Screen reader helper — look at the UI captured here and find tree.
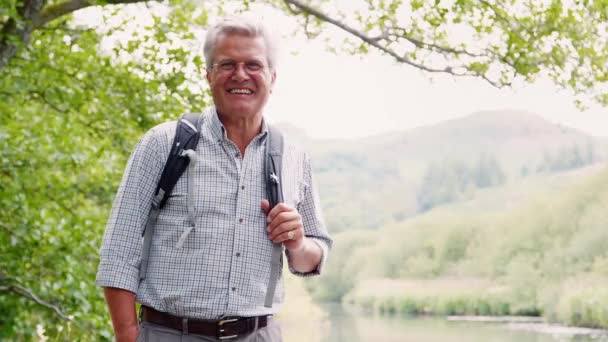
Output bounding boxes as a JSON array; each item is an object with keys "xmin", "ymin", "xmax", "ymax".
[
  {"xmin": 2, "ymin": 0, "xmax": 608, "ymax": 339},
  {"xmin": 282, "ymin": 0, "xmax": 608, "ymax": 107},
  {"xmin": 473, "ymin": 154, "xmax": 505, "ymax": 188},
  {"xmin": 2, "ymin": 0, "xmax": 608, "ymax": 105},
  {"xmin": 0, "ymin": 5, "xmax": 208, "ymax": 339},
  {"xmin": 417, "ymin": 155, "xmax": 505, "ymax": 211},
  {"xmin": 417, "ymin": 159, "xmax": 470, "ymax": 211},
  {"xmin": 535, "ymin": 143, "xmax": 596, "ymax": 173}
]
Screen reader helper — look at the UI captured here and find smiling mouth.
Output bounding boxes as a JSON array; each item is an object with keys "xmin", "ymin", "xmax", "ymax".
[{"xmin": 228, "ymin": 88, "xmax": 253, "ymax": 94}]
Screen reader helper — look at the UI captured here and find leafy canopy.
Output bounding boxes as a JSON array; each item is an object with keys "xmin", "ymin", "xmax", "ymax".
[{"xmin": 1, "ymin": 0, "xmax": 608, "ymax": 339}]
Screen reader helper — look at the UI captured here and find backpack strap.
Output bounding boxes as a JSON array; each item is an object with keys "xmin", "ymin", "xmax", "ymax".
[
  {"xmin": 264, "ymin": 125, "xmax": 285, "ymax": 307},
  {"xmin": 139, "ymin": 113, "xmax": 203, "ymax": 281}
]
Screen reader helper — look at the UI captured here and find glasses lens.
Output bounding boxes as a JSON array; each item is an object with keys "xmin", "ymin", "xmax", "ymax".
[
  {"xmin": 214, "ymin": 60, "xmax": 265, "ymax": 74},
  {"xmin": 245, "ymin": 62, "xmax": 264, "ymax": 73},
  {"xmin": 218, "ymin": 61, "xmax": 236, "ymax": 71}
]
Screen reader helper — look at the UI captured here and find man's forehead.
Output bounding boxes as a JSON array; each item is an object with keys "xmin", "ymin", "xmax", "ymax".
[
  {"xmin": 216, "ymin": 32, "xmax": 264, "ymax": 45},
  {"xmin": 213, "ymin": 34, "xmax": 267, "ymax": 59}
]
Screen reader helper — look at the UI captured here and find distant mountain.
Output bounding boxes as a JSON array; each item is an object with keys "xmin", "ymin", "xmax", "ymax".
[
  {"xmin": 301, "ymin": 110, "xmax": 607, "ymax": 233},
  {"xmin": 356, "ymin": 110, "xmax": 600, "ymax": 169}
]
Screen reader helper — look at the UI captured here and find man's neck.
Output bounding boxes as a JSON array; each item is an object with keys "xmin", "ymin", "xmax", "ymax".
[{"xmin": 217, "ymin": 110, "xmax": 264, "ymax": 155}]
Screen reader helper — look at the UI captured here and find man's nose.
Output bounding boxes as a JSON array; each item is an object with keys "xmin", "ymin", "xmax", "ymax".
[{"xmin": 231, "ymin": 63, "xmax": 249, "ymax": 80}]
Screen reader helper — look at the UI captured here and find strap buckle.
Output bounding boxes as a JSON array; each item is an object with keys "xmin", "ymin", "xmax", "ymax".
[{"xmin": 217, "ymin": 318, "xmax": 239, "ymax": 340}]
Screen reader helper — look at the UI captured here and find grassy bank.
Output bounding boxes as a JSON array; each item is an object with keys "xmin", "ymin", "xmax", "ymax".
[
  {"xmin": 343, "ymin": 277, "xmax": 608, "ymax": 329},
  {"xmin": 306, "ymin": 167, "xmax": 608, "ymax": 330},
  {"xmin": 345, "ymin": 279, "xmax": 514, "ymax": 316}
]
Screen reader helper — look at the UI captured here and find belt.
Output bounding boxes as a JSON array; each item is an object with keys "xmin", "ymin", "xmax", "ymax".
[{"xmin": 141, "ymin": 306, "xmax": 270, "ymax": 340}]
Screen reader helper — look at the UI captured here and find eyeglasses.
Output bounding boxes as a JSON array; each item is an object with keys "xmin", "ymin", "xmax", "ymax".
[{"xmin": 211, "ymin": 60, "xmax": 268, "ymax": 75}]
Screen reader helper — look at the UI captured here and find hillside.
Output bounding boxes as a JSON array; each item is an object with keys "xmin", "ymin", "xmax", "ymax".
[
  {"xmin": 282, "ymin": 110, "xmax": 608, "ymax": 232},
  {"xmin": 306, "ymin": 165, "xmax": 608, "ymax": 329}
]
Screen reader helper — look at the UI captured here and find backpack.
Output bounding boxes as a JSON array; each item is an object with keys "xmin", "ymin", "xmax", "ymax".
[{"xmin": 138, "ymin": 112, "xmax": 284, "ymax": 308}]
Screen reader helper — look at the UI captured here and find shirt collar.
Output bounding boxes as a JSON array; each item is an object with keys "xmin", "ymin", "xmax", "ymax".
[{"xmin": 208, "ymin": 106, "xmax": 269, "ymax": 144}]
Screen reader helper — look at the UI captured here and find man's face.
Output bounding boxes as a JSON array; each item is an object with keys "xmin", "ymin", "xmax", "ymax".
[{"xmin": 206, "ymin": 33, "xmax": 276, "ymax": 120}]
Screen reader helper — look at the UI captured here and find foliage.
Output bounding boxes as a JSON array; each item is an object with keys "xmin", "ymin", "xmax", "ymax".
[
  {"xmin": 309, "ymin": 166, "xmax": 608, "ymax": 328},
  {"xmin": 536, "ymin": 143, "xmax": 596, "ymax": 173},
  {"xmin": 2, "ymin": 0, "xmax": 608, "ymax": 339},
  {"xmin": 0, "ymin": 4, "xmax": 208, "ymax": 339},
  {"xmin": 311, "ymin": 110, "xmax": 604, "ymax": 234},
  {"xmin": 279, "ymin": 0, "xmax": 608, "ymax": 108},
  {"xmin": 303, "ymin": 230, "xmax": 372, "ymax": 302},
  {"xmin": 3, "ymin": 0, "xmax": 608, "ymax": 107},
  {"xmin": 417, "ymin": 155, "xmax": 506, "ymax": 211}
]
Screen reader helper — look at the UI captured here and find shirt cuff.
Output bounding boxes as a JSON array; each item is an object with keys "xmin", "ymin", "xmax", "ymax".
[
  {"xmin": 95, "ymin": 260, "xmax": 140, "ymax": 293},
  {"xmin": 285, "ymin": 237, "xmax": 328, "ymax": 277}
]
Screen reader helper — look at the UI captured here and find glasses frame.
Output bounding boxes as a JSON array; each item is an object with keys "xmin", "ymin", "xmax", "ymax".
[{"xmin": 211, "ymin": 60, "xmax": 269, "ymax": 75}]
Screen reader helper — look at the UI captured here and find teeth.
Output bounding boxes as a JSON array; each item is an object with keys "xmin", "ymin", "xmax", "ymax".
[{"xmin": 229, "ymin": 89, "xmax": 252, "ymax": 94}]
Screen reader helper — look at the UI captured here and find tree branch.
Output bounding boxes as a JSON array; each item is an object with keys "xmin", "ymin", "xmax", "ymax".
[
  {"xmin": 281, "ymin": 0, "xmax": 447, "ymax": 72},
  {"xmin": 0, "ymin": 0, "xmax": 45, "ymax": 69},
  {"xmin": 478, "ymin": 0, "xmax": 526, "ymax": 42},
  {"xmin": 281, "ymin": 0, "xmax": 504, "ymax": 87},
  {"xmin": 33, "ymin": 0, "xmax": 94, "ymax": 29},
  {"xmin": 34, "ymin": 0, "xmax": 153, "ymax": 29},
  {"xmin": 1, "ymin": 0, "xmax": 151, "ymax": 70},
  {"xmin": 0, "ymin": 283, "xmax": 72, "ymax": 321},
  {"xmin": 385, "ymin": 26, "xmax": 483, "ymax": 58},
  {"xmin": 30, "ymin": 90, "xmax": 69, "ymax": 113}
]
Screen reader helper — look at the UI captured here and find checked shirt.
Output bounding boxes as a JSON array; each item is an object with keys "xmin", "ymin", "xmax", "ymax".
[{"xmin": 96, "ymin": 108, "xmax": 332, "ymax": 319}]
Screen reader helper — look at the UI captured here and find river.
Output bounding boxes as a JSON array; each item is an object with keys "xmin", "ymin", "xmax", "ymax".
[{"xmin": 279, "ymin": 304, "xmax": 608, "ymax": 342}]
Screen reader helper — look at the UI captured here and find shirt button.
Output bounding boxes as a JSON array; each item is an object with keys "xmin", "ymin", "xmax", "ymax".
[
  {"xmin": 232, "ymin": 287, "xmax": 236, "ymax": 292},
  {"xmin": 235, "ymin": 153, "xmax": 239, "ymax": 158},
  {"xmin": 236, "ymin": 252, "xmax": 241, "ymax": 257},
  {"xmin": 240, "ymin": 185, "xmax": 245, "ymax": 190},
  {"xmin": 239, "ymin": 218, "xmax": 243, "ymax": 223}
]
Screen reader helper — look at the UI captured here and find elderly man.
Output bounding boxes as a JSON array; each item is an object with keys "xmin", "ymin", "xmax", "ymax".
[{"xmin": 96, "ymin": 15, "xmax": 332, "ymax": 342}]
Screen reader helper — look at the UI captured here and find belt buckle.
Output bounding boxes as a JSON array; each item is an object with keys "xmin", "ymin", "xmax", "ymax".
[{"xmin": 217, "ymin": 318, "xmax": 238, "ymax": 340}]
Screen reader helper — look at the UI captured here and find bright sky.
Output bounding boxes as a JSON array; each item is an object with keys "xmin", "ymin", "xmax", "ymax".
[
  {"xmin": 246, "ymin": 5, "xmax": 608, "ymax": 140},
  {"xmin": 77, "ymin": 4, "xmax": 608, "ymax": 140},
  {"xmin": 266, "ymin": 39, "xmax": 608, "ymax": 140}
]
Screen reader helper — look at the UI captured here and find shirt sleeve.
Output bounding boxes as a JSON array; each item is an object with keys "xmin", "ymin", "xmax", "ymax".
[
  {"xmin": 95, "ymin": 128, "xmax": 165, "ymax": 293},
  {"xmin": 286, "ymin": 153, "xmax": 333, "ymax": 277}
]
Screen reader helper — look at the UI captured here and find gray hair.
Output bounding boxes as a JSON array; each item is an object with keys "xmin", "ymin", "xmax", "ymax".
[{"xmin": 203, "ymin": 15, "xmax": 278, "ymax": 71}]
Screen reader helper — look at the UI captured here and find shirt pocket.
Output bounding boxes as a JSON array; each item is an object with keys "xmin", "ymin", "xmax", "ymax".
[
  {"xmin": 282, "ymin": 176, "xmax": 305, "ymax": 209},
  {"xmin": 156, "ymin": 176, "xmax": 203, "ymax": 250}
]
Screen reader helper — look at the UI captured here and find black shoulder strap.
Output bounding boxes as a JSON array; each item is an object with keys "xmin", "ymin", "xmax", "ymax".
[
  {"xmin": 264, "ymin": 124, "xmax": 285, "ymax": 307},
  {"xmin": 154, "ymin": 113, "xmax": 203, "ymax": 209},
  {"xmin": 265, "ymin": 125, "xmax": 285, "ymax": 207},
  {"xmin": 140, "ymin": 113, "xmax": 203, "ymax": 281}
]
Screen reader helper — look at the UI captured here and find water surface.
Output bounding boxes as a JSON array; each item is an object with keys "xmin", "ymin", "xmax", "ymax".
[{"xmin": 280, "ymin": 304, "xmax": 608, "ymax": 342}]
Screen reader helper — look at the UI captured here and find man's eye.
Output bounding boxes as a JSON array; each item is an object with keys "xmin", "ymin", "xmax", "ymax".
[
  {"xmin": 246, "ymin": 62, "xmax": 263, "ymax": 71},
  {"xmin": 219, "ymin": 62, "xmax": 235, "ymax": 70}
]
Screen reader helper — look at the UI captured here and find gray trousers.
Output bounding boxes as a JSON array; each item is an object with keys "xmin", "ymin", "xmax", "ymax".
[{"xmin": 135, "ymin": 319, "xmax": 283, "ymax": 342}]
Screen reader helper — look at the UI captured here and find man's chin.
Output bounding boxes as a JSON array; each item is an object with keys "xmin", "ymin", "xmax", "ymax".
[{"xmin": 217, "ymin": 105, "xmax": 261, "ymax": 119}]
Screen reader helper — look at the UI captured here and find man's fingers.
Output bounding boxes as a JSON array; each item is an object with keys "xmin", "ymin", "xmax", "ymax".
[
  {"xmin": 267, "ymin": 211, "xmax": 300, "ymax": 232},
  {"xmin": 269, "ymin": 223, "xmax": 301, "ymax": 242},
  {"xmin": 269, "ymin": 220, "xmax": 299, "ymax": 239},
  {"xmin": 267, "ymin": 202, "xmax": 293, "ymax": 221},
  {"xmin": 260, "ymin": 199, "xmax": 270, "ymax": 214}
]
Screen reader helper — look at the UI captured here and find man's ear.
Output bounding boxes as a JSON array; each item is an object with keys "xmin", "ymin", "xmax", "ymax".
[
  {"xmin": 270, "ymin": 71, "xmax": 277, "ymax": 93},
  {"xmin": 206, "ymin": 69, "xmax": 211, "ymax": 83}
]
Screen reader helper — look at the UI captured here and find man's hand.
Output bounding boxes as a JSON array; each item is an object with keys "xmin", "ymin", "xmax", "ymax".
[
  {"xmin": 261, "ymin": 200, "xmax": 322, "ymax": 273},
  {"xmin": 103, "ymin": 287, "xmax": 139, "ymax": 342},
  {"xmin": 261, "ymin": 200, "xmax": 304, "ymax": 251},
  {"xmin": 115, "ymin": 325, "xmax": 139, "ymax": 342}
]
